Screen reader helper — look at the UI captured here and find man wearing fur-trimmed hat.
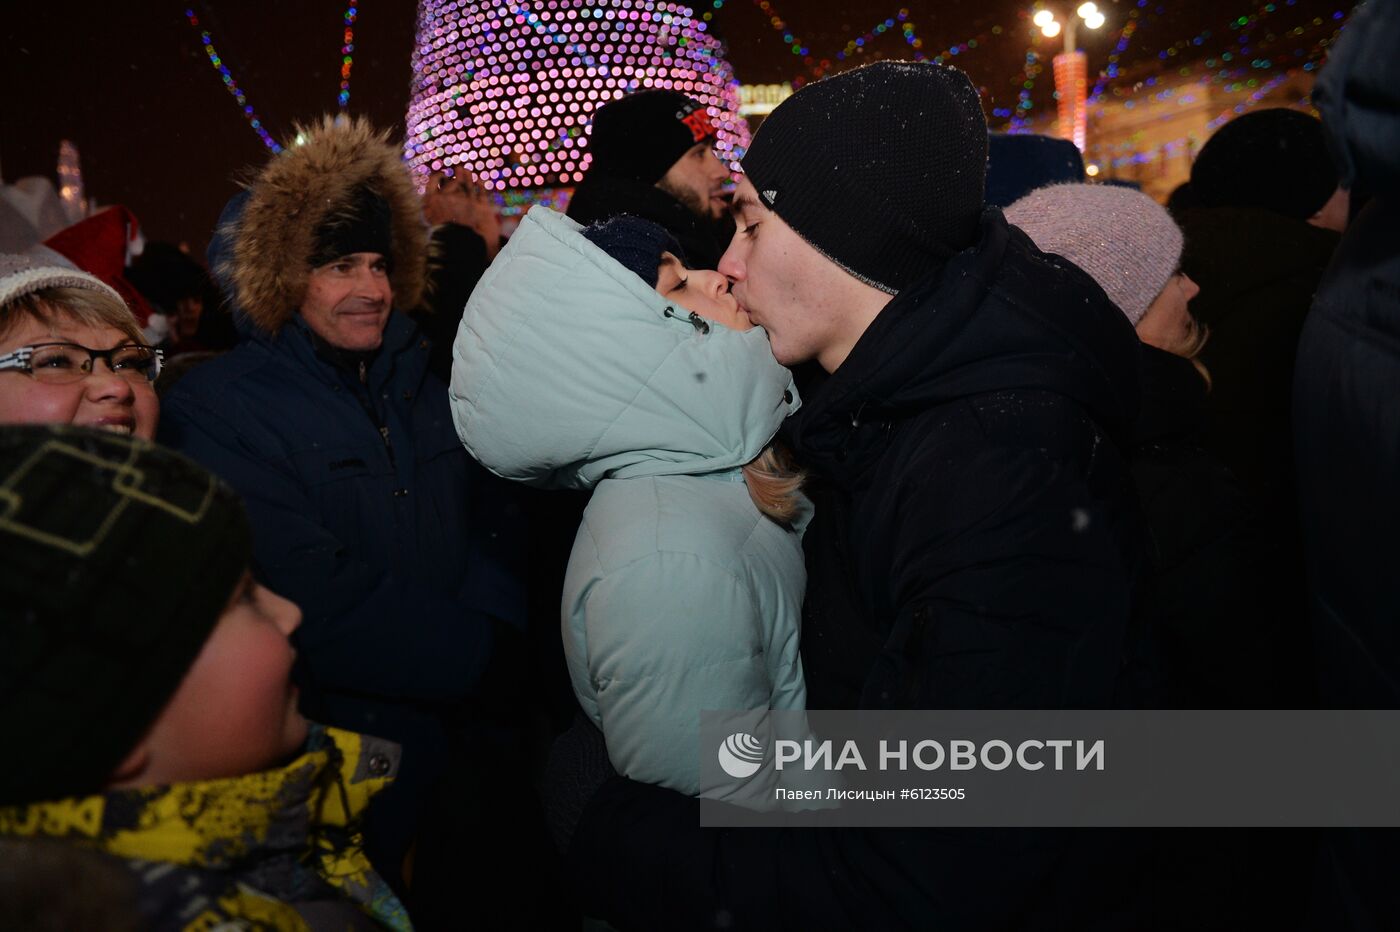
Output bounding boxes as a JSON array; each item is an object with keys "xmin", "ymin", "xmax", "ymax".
[
  {"xmin": 566, "ymin": 89, "xmax": 734, "ymax": 270},
  {"xmin": 158, "ymin": 116, "xmax": 525, "ymax": 903}
]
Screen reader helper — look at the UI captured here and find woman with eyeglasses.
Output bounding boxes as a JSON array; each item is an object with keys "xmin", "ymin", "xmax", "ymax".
[{"xmin": 0, "ymin": 255, "xmax": 161, "ymax": 439}]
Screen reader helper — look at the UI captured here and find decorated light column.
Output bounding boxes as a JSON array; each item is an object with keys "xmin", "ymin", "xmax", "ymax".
[
  {"xmin": 403, "ymin": 1, "xmax": 751, "ymax": 202},
  {"xmin": 1034, "ymin": 3, "xmax": 1105, "ymax": 151}
]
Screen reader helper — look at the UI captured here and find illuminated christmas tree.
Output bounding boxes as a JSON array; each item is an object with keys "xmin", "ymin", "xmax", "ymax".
[{"xmin": 403, "ymin": 1, "xmax": 750, "ymax": 194}]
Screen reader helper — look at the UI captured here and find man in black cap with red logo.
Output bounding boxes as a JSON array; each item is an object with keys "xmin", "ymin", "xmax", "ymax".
[{"xmin": 566, "ymin": 89, "xmax": 733, "ymax": 270}]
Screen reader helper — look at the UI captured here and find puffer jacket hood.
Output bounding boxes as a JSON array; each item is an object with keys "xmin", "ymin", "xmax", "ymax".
[
  {"xmin": 451, "ymin": 206, "xmax": 800, "ymax": 489},
  {"xmin": 224, "ymin": 116, "xmax": 429, "ymax": 336}
]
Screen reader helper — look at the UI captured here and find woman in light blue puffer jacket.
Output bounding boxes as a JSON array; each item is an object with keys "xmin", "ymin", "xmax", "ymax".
[{"xmin": 450, "ymin": 206, "xmax": 808, "ymax": 798}]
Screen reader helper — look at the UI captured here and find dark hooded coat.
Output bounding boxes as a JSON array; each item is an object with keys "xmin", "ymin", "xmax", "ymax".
[
  {"xmin": 560, "ymin": 209, "xmax": 1159, "ymax": 931},
  {"xmin": 157, "ymin": 120, "xmax": 527, "ymax": 891},
  {"xmin": 1294, "ymin": 3, "xmax": 1400, "ymax": 925},
  {"xmin": 1293, "ymin": 0, "xmax": 1400, "ymax": 711},
  {"xmin": 1175, "ymin": 205, "xmax": 1339, "ymax": 499},
  {"xmin": 1131, "ymin": 345, "xmax": 1312, "ymax": 707}
]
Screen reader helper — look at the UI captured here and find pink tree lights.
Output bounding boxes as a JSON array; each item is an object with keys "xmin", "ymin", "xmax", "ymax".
[{"xmin": 403, "ymin": 1, "xmax": 751, "ymax": 194}]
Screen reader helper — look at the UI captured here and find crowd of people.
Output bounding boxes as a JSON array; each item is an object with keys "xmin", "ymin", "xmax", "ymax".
[{"xmin": 0, "ymin": 1, "xmax": 1396, "ymax": 928}]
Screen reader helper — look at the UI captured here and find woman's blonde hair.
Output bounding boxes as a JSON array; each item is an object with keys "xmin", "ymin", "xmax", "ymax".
[
  {"xmin": 1184, "ymin": 325, "xmax": 1212, "ymax": 392},
  {"xmin": 742, "ymin": 442, "xmax": 807, "ymax": 525},
  {"xmin": 1, "ymin": 286, "xmax": 144, "ymax": 345},
  {"xmin": 1152, "ymin": 317, "xmax": 1213, "ymax": 391}
]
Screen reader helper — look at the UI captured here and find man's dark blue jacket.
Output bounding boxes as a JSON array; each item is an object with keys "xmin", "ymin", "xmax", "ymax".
[{"xmin": 159, "ymin": 307, "xmax": 525, "ymax": 877}]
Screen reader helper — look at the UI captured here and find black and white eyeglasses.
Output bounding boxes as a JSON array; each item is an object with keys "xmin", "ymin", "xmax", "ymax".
[{"xmin": 0, "ymin": 342, "xmax": 164, "ymax": 385}]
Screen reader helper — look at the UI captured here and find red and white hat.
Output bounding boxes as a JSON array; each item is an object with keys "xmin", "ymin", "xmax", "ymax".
[{"xmin": 42, "ymin": 206, "xmax": 154, "ymax": 324}]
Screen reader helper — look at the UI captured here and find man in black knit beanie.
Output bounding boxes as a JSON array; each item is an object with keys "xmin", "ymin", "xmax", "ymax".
[
  {"xmin": 549, "ymin": 61, "xmax": 1171, "ymax": 930},
  {"xmin": 566, "ymin": 90, "xmax": 734, "ymax": 270}
]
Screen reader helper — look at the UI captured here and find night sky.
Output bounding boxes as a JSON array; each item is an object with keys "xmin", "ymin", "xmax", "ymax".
[{"xmin": 1, "ymin": 1, "xmax": 1348, "ymax": 255}]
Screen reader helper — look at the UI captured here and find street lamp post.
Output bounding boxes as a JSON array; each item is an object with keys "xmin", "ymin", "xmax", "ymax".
[{"xmin": 1034, "ymin": 3, "xmax": 1105, "ymax": 151}]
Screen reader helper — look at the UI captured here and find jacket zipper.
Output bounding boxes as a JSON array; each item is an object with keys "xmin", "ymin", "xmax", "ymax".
[{"xmin": 358, "ymin": 360, "xmax": 396, "ymax": 467}]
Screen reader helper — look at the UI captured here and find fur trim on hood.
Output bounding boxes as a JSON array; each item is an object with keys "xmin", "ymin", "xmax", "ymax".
[{"xmin": 228, "ymin": 116, "xmax": 428, "ymax": 335}]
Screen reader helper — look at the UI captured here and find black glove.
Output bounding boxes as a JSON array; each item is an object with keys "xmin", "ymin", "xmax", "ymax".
[{"xmin": 544, "ymin": 711, "xmax": 617, "ymax": 854}]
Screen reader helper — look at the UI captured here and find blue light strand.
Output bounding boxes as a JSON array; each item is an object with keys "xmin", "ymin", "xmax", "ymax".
[{"xmin": 185, "ymin": 7, "xmax": 283, "ymax": 152}]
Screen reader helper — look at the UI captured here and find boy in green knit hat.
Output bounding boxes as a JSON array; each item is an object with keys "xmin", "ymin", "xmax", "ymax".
[{"xmin": 0, "ymin": 424, "xmax": 411, "ymax": 931}]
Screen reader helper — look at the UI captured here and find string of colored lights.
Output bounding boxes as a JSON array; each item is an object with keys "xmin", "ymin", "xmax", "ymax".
[
  {"xmin": 705, "ymin": 3, "xmax": 1019, "ymax": 93},
  {"xmin": 797, "ymin": 8, "xmax": 1005, "ymax": 85},
  {"xmin": 833, "ymin": 11, "xmax": 921, "ymax": 66},
  {"xmin": 1124, "ymin": 0, "xmax": 1347, "ymax": 89},
  {"xmin": 1206, "ymin": 69, "xmax": 1297, "ymax": 128},
  {"xmin": 774, "ymin": 7, "xmax": 1026, "ymax": 109},
  {"xmin": 1107, "ymin": 5, "xmax": 1346, "ymax": 104},
  {"xmin": 699, "ymin": 0, "xmax": 924, "ymax": 83},
  {"xmin": 184, "ymin": 7, "xmax": 283, "ymax": 152},
  {"xmin": 339, "ymin": 4, "xmax": 358, "ymax": 110},
  {"xmin": 1016, "ymin": 0, "xmax": 1336, "ymax": 131},
  {"xmin": 705, "ymin": 0, "xmax": 1333, "ymax": 95},
  {"xmin": 1093, "ymin": 18, "xmax": 1340, "ymax": 172},
  {"xmin": 1146, "ymin": 0, "xmax": 1297, "ymax": 64},
  {"xmin": 821, "ymin": 7, "xmax": 1022, "ymax": 86},
  {"xmin": 700, "ymin": 0, "xmax": 1335, "ymax": 143},
  {"xmin": 1098, "ymin": 68, "xmax": 1299, "ymax": 170},
  {"xmin": 1089, "ymin": 7, "xmax": 1141, "ymax": 102},
  {"xmin": 1003, "ymin": 48, "xmax": 1045, "ymax": 130},
  {"xmin": 752, "ymin": 0, "xmax": 811, "ymax": 60},
  {"xmin": 928, "ymin": 23, "xmax": 1008, "ymax": 67},
  {"xmin": 1069, "ymin": 0, "xmax": 1330, "ymax": 114},
  {"xmin": 1205, "ymin": 3, "xmax": 1348, "ymax": 75},
  {"xmin": 1093, "ymin": 15, "xmax": 1338, "ymax": 171},
  {"xmin": 702, "ymin": 3, "xmax": 1089, "ymax": 105},
  {"xmin": 984, "ymin": 11, "xmax": 1038, "ymax": 130},
  {"xmin": 837, "ymin": 0, "xmax": 1328, "ymax": 133},
  {"xmin": 715, "ymin": 0, "xmax": 919, "ymax": 82}
]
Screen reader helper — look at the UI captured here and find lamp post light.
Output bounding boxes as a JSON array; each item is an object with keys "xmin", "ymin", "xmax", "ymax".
[{"xmin": 1034, "ymin": 3, "xmax": 1105, "ymax": 152}]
